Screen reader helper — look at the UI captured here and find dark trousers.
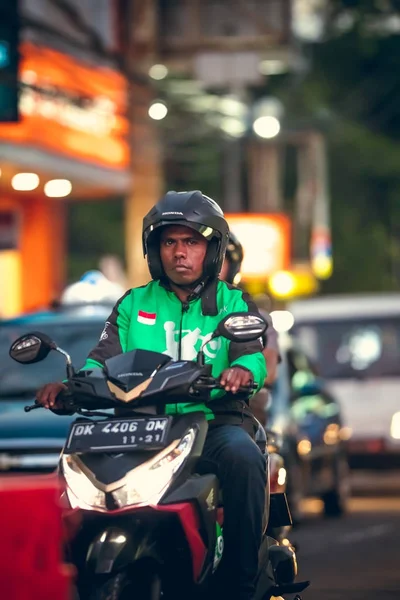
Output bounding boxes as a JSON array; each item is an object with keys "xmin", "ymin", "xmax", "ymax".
[{"xmin": 198, "ymin": 424, "xmax": 267, "ymax": 600}]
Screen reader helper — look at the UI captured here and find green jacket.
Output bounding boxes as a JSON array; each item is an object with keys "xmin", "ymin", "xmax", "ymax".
[{"xmin": 82, "ymin": 279, "xmax": 267, "ymax": 425}]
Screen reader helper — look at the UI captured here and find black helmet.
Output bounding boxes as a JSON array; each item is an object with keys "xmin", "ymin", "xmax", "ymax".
[
  {"xmin": 224, "ymin": 231, "xmax": 244, "ymax": 284},
  {"xmin": 142, "ymin": 190, "xmax": 229, "ymax": 281}
]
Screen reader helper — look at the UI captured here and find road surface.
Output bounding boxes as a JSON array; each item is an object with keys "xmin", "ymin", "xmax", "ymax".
[{"xmin": 292, "ymin": 495, "xmax": 400, "ymax": 599}]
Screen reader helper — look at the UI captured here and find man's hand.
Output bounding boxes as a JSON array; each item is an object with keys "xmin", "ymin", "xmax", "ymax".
[
  {"xmin": 220, "ymin": 367, "xmax": 253, "ymax": 394},
  {"xmin": 36, "ymin": 382, "xmax": 67, "ymax": 409}
]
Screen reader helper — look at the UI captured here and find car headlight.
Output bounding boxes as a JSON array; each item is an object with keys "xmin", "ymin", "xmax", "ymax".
[
  {"xmin": 112, "ymin": 428, "xmax": 197, "ymax": 508},
  {"xmin": 62, "ymin": 455, "xmax": 106, "ymax": 510},
  {"xmin": 390, "ymin": 412, "xmax": 400, "ymax": 440}
]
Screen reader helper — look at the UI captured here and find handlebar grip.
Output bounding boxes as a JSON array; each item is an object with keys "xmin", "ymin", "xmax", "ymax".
[
  {"xmin": 195, "ymin": 378, "xmax": 258, "ymax": 393},
  {"xmin": 236, "ymin": 383, "xmax": 258, "ymax": 393}
]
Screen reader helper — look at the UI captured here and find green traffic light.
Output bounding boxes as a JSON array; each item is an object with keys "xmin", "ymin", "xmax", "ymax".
[{"xmin": 0, "ymin": 41, "xmax": 10, "ymax": 69}]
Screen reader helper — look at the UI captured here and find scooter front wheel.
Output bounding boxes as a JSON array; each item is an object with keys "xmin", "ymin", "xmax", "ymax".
[{"xmin": 89, "ymin": 569, "xmax": 163, "ymax": 600}]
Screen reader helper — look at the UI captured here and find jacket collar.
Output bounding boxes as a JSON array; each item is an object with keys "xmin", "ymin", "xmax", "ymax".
[{"xmin": 158, "ymin": 278, "xmax": 218, "ymax": 316}]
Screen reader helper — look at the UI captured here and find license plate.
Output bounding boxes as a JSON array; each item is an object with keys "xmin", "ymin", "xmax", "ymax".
[{"xmin": 64, "ymin": 416, "xmax": 171, "ymax": 454}]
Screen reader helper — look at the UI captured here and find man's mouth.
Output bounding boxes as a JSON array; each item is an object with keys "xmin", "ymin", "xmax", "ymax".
[{"xmin": 174, "ymin": 265, "xmax": 191, "ymax": 272}]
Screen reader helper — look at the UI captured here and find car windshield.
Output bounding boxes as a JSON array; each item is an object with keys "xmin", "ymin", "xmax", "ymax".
[
  {"xmin": 0, "ymin": 320, "xmax": 103, "ymax": 397},
  {"xmin": 293, "ymin": 317, "xmax": 400, "ymax": 379}
]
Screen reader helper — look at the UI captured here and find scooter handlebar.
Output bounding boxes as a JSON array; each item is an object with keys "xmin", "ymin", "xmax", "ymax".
[{"xmin": 24, "ymin": 389, "xmax": 75, "ymax": 413}]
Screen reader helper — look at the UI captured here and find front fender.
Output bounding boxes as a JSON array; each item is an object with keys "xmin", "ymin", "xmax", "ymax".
[{"xmin": 86, "ymin": 526, "xmax": 148, "ymax": 575}]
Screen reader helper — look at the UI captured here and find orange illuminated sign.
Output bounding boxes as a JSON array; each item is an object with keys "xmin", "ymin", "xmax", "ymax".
[
  {"xmin": 226, "ymin": 213, "xmax": 291, "ymax": 280},
  {"xmin": 0, "ymin": 42, "xmax": 129, "ymax": 170}
]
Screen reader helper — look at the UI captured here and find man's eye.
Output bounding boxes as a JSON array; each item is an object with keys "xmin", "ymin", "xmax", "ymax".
[
  {"xmin": 164, "ymin": 240, "xmax": 173, "ymax": 246},
  {"xmin": 188, "ymin": 239, "xmax": 198, "ymax": 245}
]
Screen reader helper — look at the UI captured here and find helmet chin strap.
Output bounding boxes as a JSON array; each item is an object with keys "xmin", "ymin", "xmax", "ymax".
[{"xmin": 170, "ymin": 277, "xmax": 207, "ymax": 301}]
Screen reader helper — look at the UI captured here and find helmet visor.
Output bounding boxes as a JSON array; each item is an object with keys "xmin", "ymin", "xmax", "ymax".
[{"xmin": 144, "ymin": 219, "xmax": 218, "ymax": 244}]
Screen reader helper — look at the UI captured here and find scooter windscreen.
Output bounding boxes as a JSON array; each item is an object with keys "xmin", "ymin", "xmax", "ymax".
[
  {"xmin": 104, "ymin": 349, "xmax": 171, "ymax": 391},
  {"xmin": 67, "ymin": 348, "xmax": 207, "ymax": 409}
]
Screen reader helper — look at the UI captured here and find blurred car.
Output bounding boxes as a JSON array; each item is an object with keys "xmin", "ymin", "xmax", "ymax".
[
  {"xmin": 0, "ymin": 305, "xmax": 110, "ymax": 472},
  {"xmin": 289, "ymin": 294, "xmax": 400, "ymax": 469},
  {"xmin": 267, "ymin": 331, "xmax": 350, "ymax": 519}
]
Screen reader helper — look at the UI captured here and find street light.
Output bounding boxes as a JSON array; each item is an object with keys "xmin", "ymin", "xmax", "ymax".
[
  {"xmin": 252, "ymin": 96, "xmax": 284, "ymax": 139},
  {"xmin": 149, "ymin": 64, "xmax": 168, "ymax": 80},
  {"xmin": 11, "ymin": 173, "xmax": 39, "ymax": 191},
  {"xmin": 148, "ymin": 101, "xmax": 168, "ymax": 120},
  {"xmin": 253, "ymin": 115, "xmax": 281, "ymax": 139},
  {"xmin": 44, "ymin": 179, "xmax": 72, "ymax": 198}
]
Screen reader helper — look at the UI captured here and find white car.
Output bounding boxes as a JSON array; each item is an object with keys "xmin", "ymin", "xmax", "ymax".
[{"xmin": 288, "ymin": 293, "xmax": 400, "ymax": 470}]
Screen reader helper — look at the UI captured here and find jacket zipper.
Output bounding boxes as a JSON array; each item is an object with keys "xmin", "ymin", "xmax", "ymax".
[{"xmin": 178, "ymin": 301, "xmax": 189, "ymax": 360}]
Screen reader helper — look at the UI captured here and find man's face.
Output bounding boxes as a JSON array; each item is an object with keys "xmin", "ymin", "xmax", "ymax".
[{"xmin": 160, "ymin": 225, "xmax": 208, "ymax": 285}]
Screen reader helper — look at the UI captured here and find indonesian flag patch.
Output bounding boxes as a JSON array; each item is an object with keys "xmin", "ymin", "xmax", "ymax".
[{"xmin": 137, "ymin": 310, "xmax": 156, "ymax": 325}]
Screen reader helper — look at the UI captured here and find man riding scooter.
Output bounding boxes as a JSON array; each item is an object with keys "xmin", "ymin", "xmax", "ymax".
[{"xmin": 37, "ymin": 191, "xmax": 268, "ymax": 600}]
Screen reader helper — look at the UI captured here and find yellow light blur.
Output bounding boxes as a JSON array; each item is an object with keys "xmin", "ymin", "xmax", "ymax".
[
  {"xmin": 269, "ymin": 271, "xmax": 296, "ymax": 298},
  {"xmin": 269, "ymin": 267, "xmax": 318, "ymax": 300},
  {"xmin": 390, "ymin": 412, "xmax": 400, "ymax": 440},
  {"xmin": 297, "ymin": 439, "xmax": 312, "ymax": 455},
  {"xmin": 0, "ymin": 251, "xmax": 22, "ymax": 317},
  {"xmin": 323, "ymin": 424, "xmax": 340, "ymax": 445},
  {"xmin": 312, "ymin": 254, "xmax": 333, "ymax": 280},
  {"xmin": 340, "ymin": 426, "xmax": 353, "ymax": 441}
]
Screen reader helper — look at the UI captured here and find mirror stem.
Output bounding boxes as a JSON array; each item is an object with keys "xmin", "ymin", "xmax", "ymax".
[
  {"xmin": 197, "ymin": 350, "xmax": 205, "ymax": 367},
  {"xmin": 197, "ymin": 331, "xmax": 218, "ymax": 367},
  {"xmin": 55, "ymin": 346, "xmax": 76, "ymax": 378},
  {"xmin": 66, "ymin": 364, "xmax": 76, "ymax": 378}
]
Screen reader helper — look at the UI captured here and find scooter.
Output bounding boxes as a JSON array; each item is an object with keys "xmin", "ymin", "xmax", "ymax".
[{"xmin": 10, "ymin": 311, "xmax": 309, "ymax": 600}]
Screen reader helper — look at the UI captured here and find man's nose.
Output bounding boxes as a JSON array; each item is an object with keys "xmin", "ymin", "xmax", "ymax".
[{"xmin": 174, "ymin": 242, "xmax": 186, "ymax": 257}]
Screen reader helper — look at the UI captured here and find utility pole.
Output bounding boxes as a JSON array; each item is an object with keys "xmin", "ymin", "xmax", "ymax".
[
  {"xmin": 248, "ymin": 140, "xmax": 282, "ymax": 213},
  {"xmin": 126, "ymin": 82, "xmax": 162, "ymax": 288},
  {"xmin": 122, "ymin": 0, "xmax": 163, "ymax": 288}
]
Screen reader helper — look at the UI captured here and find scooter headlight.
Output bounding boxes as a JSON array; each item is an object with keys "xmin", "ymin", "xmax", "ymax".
[
  {"xmin": 112, "ymin": 427, "xmax": 197, "ymax": 508},
  {"xmin": 62, "ymin": 455, "xmax": 106, "ymax": 510}
]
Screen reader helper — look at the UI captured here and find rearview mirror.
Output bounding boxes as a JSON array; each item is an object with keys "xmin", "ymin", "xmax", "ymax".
[
  {"xmin": 266, "ymin": 429, "xmax": 283, "ymax": 454},
  {"xmin": 216, "ymin": 312, "xmax": 267, "ymax": 343},
  {"xmin": 9, "ymin": 332, "xmax": 56, "ymax": 365}
]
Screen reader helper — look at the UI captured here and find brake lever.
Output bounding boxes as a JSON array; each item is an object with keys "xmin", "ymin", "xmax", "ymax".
[{"xmin": 24, "ymin": 402, "xmax": 43, "ymax": 413}]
